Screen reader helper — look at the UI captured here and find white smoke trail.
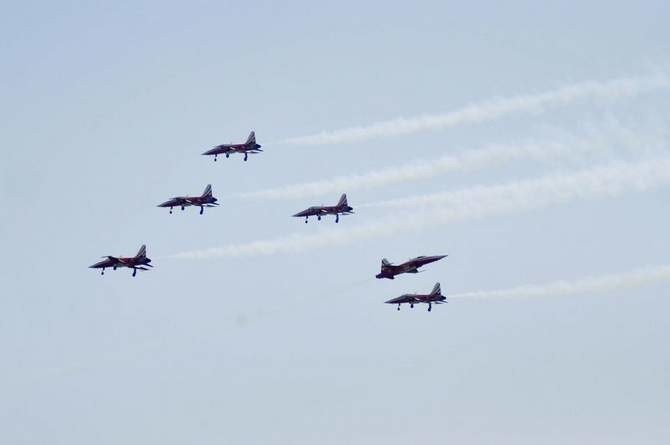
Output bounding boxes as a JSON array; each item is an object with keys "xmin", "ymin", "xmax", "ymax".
[
  {"xmin": 281, "ymin": 73, "xmax": 670, "ymax": 146},
  {"xmin": 361, "ymin": 158, "xmax": 670, "ymax": 210},
  {"xmin": 239, "ymin": 141, "xmax": 573, "ymax": 200},
  {"xmin": 169, "ymin": 158, "xmax": 670, "ymax": 259},
  {"xmin": 450, "ymin": 265, "xmax": 670, "ymax": 300},
  {"xmin": 239, "ymin": 125, "xmax": 669, "ymax": 200}
]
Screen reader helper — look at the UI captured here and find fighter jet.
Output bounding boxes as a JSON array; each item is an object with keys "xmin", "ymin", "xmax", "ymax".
[
  {"xmin": 89, "ymin": 244, "xmax": 153, "ymax": 277},
  {"xmin": 292, "ymin": 193, "xmax": 354, "ymax": 223},
  {"xmin": 202, "ymin": 131, "xmax": 262, "ymax": 162},
  {"xmin": 157, "ymin": 184, "xmax": 219, "ymax": 215},
  {"xmin": 385, "ymin": 282, "xmax": 447, "ymax": 312},
  {"xmin": 376, "ymin": 255, "xmax": 447, "ymax": 279}
]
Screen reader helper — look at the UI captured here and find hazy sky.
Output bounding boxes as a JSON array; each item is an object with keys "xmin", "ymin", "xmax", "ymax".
[{"xmin": 1, "ymin": 1, "xmax": 669, "ymax": 444}]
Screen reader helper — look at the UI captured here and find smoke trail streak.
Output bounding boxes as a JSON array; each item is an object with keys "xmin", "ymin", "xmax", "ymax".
[
  {"xmin": 361, "ymin": 158, "xmax": 670, "ymax": 210},
  {"xmin": 169, "ymin": 158, "xmax": 670, "ymax": 259},
  {"xmin": 238, "ymin": 141, "xmax": 571, "ymax": 200},
  {"xmin": 281, "ymin": 73, "xmax": 670, "ymax": 146},
  {"xmin": 450, "ymin": 265, "xmax": 670, "ymax": 300},
  {"xmin": 239, "ymin": 127, "xmax": 668, "ymax": 200}
]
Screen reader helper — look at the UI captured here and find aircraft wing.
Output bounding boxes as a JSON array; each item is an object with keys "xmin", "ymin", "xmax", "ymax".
[
  {"xmin": 158, "ymin": 197, "xmax": 187, "ymax": 208},
  {"xmin": 116, "ymin": 257, "xmax": 137, "ymax": 266},
  {"xmin": 202, "ymin": 145, "xmax": 233, "ymax": 156},
  {"xmin": 293, "ymin": 207, "xmax": 322, "ymax": 217},
  {"xmin": 89, "ymin": 257, "xmax": 118, "ymax": 269},
  {"xmin": 385, "ymin": 294, "xmax": 418, "ymax": 305}
]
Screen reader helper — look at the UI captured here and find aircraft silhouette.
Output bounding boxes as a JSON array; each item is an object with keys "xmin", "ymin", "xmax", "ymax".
[
  {"xmin": 376, "ymin": 255, "xmax": 447, "ymax": 279},
  {"xmin": 89, "ymin": 245, "xmax": 153, "ymax": 277},
  {"xmin": 158, "ymin": 184, "xmax": 219, "ymax": 215},
  {"xmin": 202, "ymin": 131, "xmax": 262, "ymax": 162},
  {"xmin": 293, "ymin": 194, "xmax": 354, "ymax": 223},
  {"xmin": 385, "ymin": 282, "xmax": 447, "ymax": 312}
]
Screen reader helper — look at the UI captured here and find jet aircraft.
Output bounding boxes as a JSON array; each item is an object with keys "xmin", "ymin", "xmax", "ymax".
[
  {"xmin": 385, "ymin": 282, "xmax": 447, "ymax": 312},
  {"xmin": 376, "ymin": 255, "xmax": 447, "ymax": 279},
  {"xmin": 202, "ymin": 131, "xmax": 262, "ymax": 162},
  {"xmin": 89, "ymin": 244, "xmax": 153, "ymax": 277},
  {"xmin": 158, "ymin": 184, "xmax": 219, "ymax": 215},
  {"xmin": 292, "ymin": 193, "xmax": 354, "ymax": 223}
]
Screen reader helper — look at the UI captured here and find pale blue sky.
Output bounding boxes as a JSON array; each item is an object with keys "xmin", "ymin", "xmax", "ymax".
[{"xmin": 1, "ymin": 1, "xmax": 669, "ymax": 444}]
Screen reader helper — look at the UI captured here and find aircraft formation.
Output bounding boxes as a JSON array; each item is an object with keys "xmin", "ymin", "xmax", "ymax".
[{"xmin": 89, "ymin": 131, "xmax": 448, "ymax": 311}]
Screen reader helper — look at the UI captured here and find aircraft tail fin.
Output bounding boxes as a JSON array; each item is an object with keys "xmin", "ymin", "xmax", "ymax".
[
  {"xmin": 136, "ymin": 244, "xmax": 147, "ymax": 258},
  {"xmin": 381, "ymin": 258, "xmax": 392, "ymax": 267},
  {"xmin": 202, "ymin": 184, "xmax": 212, "ymax": 197},
  {"xmin": 246, "ymin": 131, "xmax": 256, "ymax": 145},
  {"xmin": 431, "ymin": 282, "xmax": 441, "ymax": 296},
  {"xmin": 337, "ymin": 193, "xmax": 348, "ymax": 207}
]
